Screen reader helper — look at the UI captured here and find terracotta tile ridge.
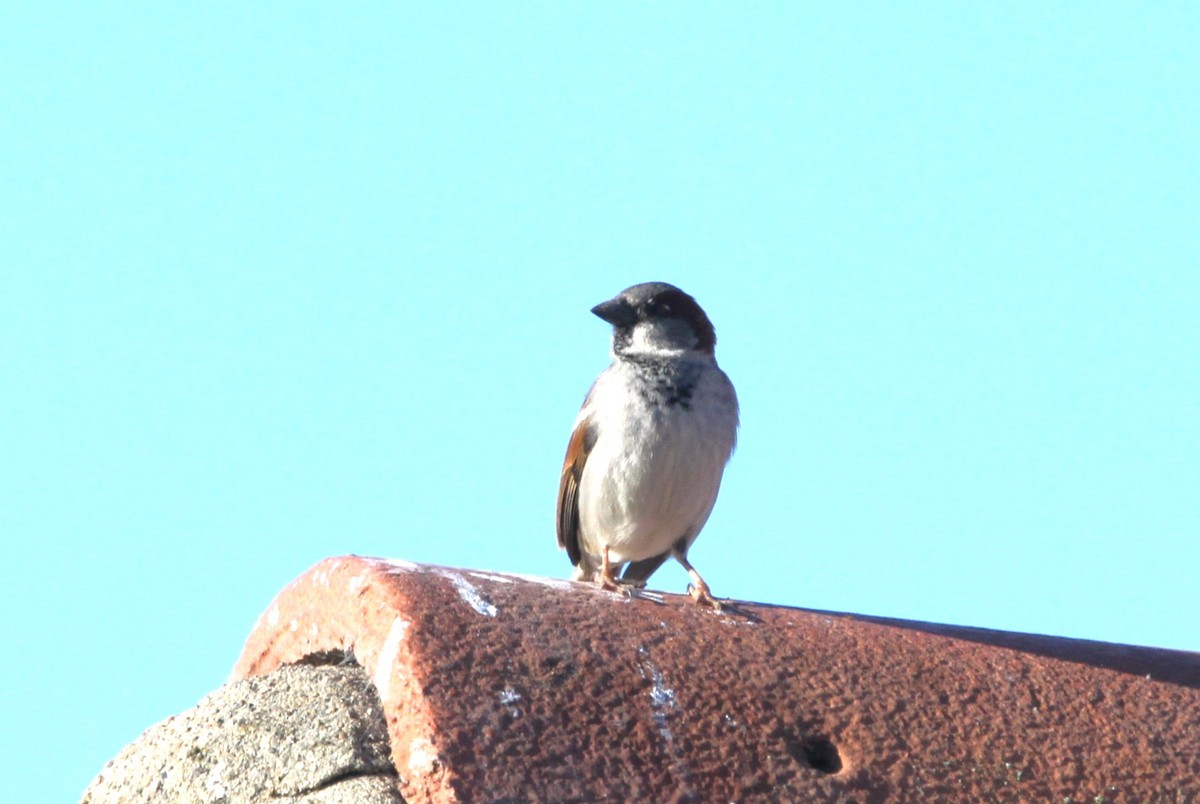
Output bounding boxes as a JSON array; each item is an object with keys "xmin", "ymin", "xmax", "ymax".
[{"xmin": 231, "ymin": 555, "xmax": 1200, "ymax": 802}]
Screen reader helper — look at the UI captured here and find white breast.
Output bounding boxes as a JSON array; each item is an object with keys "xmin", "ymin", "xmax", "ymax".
[{"xmin": 575, "ymin": 358, "xmax": 738, "ymax": 564}]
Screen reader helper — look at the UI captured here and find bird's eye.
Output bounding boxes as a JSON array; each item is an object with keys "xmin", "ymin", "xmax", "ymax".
[{"xmin": 646, "ymin": 300, "xmax": 669, "ymax": 317}]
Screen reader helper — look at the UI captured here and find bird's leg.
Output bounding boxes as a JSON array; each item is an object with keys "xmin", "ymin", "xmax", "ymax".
[
  {"xmin": 596, "ymin": 546, "xmax": 623, "ymax": 592},
  {"xmin": 675, "ymin": 553, "xmax": 723, "ymax": 611},
  {"xmin": 595, "ymin": 547, "xmax": 641, "ymax": 596}
]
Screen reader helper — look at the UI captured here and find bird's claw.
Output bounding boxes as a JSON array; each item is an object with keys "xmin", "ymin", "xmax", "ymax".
[
  {"xmin": 687, "ymin": 583, "xmax": 724, "ymax": 612},
  {"xmin": 595, "ymin": 575, "xmax": 644, "ymax": 597}
]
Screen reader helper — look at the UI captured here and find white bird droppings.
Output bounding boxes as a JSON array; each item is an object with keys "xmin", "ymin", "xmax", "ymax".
[
  {"xmin": 637, "ymin": 647, "xmax": 679, "ymax": 736},
  {"xmin": 636, "ymin": 646, "xmax": 695, "ymax": 794},
  {"xmin": 504, "ymin": 571, "xmax": 576, "ymax": 591},
  {"xmin": 407, "ymin": 736, "xmax": 441, "ymax": 777},
  {"xmin": 468, "ymin": 571, "xmax": 516, "ymax": 584},
  {"xmin": 374, "ymin": 616, "xmax": 411, "ymax": 700},
  {"xmin": 437, "ymin": 570, "xmax": 498, "ymax": 617},
  {"xmin": 378, "ymin": 558, "xmax": 420, "ymax": 573},
  {"xmin": 499, "ymin": 686, "xmax": 522, "ymax": 717}
]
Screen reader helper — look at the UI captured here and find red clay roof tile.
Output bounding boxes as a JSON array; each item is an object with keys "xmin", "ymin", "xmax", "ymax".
[{"xmin": 234, "ymin": 556, "xmax": 1200, "ymax": 802}]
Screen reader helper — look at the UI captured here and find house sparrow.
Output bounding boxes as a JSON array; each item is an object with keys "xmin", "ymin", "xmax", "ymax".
[{"xmin": 556, "ymin": 282, "xmax": 739, "ymax": 609}]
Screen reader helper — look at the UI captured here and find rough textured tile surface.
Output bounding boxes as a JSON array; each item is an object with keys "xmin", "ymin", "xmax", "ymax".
[{"xmin": 234, "ymin": 556, "xmax": 1200, "ymax": 803}]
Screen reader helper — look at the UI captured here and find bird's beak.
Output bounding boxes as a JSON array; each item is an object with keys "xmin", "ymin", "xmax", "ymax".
[{"xmin": 591, "ymin": 297, "xmax": 637, "ymax": 327}]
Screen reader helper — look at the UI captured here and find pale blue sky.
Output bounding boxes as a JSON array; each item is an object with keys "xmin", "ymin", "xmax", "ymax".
[{"xmin": 3, "ymin": 4, "xmax": 1197, "ymax": 801}]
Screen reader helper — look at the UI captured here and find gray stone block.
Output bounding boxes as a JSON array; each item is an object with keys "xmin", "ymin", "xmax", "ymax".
[{"xmin": 82, "ymin": 664, "xmax": 402, "ymax": 803}]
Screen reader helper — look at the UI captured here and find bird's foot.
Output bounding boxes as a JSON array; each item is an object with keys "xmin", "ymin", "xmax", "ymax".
[
  {"xmin": 595, "ymin": 574, "xmax": 644, "ymax": 597},
  {"xmin": 595, "ymin": 546, "xmax": 647, "ymax": 598},
  {"xmin": 687, "ymin": 581, "xmax": 724, "ymax": 612}
]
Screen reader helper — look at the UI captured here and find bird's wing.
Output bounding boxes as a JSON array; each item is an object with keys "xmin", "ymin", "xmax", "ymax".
[{"xmin": 556, "ymin": 412, "xmax": 597, "ymax": 568}]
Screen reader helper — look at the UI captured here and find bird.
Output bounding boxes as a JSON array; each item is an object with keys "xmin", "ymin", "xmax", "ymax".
[{"xmin": 556, "ymin": 282, "xmax": 739, "ymax": 609}]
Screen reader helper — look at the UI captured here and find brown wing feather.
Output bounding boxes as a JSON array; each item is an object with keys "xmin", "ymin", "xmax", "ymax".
[{"xmin": 556, "ymin": 415, "xmax": 597, "ymax": 567}]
